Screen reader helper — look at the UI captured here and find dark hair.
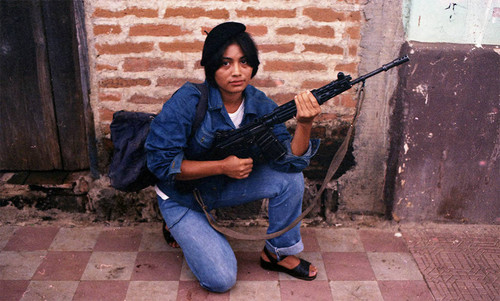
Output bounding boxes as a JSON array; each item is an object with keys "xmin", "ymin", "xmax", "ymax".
[{"xmin": 203, "ymin": 32, "xmax": 260, "ymax": 87}]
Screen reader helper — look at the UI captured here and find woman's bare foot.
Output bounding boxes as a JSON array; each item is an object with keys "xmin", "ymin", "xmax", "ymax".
[{"xmin": 260, "ymin": 249, "xmax": 317, "ymax": 278}]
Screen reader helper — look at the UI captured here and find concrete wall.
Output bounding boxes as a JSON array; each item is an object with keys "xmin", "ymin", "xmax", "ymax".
[
  {"xmin": 388, "ymin": 0, "xmax": 500, "ymax": 223},
  {"xmin": 336, "ymin": 0, "xmax": 406, "ymax": 217}
]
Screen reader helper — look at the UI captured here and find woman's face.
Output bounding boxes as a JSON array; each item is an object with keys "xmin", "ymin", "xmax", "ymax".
[{"xmin": 214, "ymin": 43, "xmax": 253, "ymax": 99}]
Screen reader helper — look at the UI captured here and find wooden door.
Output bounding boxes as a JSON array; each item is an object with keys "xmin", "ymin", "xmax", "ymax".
[{"xmin": 0, "ymin": 0, "xmax": 89, "ymax": 171}]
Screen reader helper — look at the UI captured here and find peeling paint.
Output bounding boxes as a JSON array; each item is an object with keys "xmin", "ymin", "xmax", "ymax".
[
  {"xmin": 414, "ymin": 84, "xmax": 429, "ymax": 104},
  {"xmin": 392, "ymin": 43, "xmax": 499, "ymax": 223}
]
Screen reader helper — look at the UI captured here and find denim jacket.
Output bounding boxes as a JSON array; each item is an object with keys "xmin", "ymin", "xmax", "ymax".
[{"xmin": 145, "ymin": 82, "xmax": 320, "ymax": 201}]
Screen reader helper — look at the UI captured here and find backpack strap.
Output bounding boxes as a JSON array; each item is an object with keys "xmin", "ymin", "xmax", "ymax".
[{"xmin": 191, "ymin": 82, "xmax": 209, "ymax": 134}]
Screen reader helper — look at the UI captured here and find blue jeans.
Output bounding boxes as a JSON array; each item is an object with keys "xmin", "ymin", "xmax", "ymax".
[{"xmin": 158, "ymin": 164, "xmax": 305, "ymax": 292}]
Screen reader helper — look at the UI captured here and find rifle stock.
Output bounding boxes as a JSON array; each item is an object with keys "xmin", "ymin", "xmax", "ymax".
[{"xmin": 210, "ymin": 55, "xmax": 410, "ymax": 161}]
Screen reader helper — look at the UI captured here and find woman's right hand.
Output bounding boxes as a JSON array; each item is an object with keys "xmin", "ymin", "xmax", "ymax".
[{"xmin": 221, "ymin": 155, "xmax": 253, "ymax": 179}]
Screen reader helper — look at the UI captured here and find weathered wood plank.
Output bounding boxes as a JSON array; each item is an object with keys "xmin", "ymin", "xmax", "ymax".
[
  {"xmin": 41, "ymin": 0, "xmax": 89, "ymax": 170},
  {"xmin": 0, "ymin": 0, "xmax": 61, "ymax": 170}
]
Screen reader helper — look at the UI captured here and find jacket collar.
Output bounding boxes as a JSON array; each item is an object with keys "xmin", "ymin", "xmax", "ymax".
[{"xmin": 207, "ymin": 84, "xmax": 259, "ymax": 117}]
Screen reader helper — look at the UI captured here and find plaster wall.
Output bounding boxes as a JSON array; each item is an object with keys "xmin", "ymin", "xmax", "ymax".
[{"xmin": 403, "ymin": 0, "xmax": 500, "ymax": 46}]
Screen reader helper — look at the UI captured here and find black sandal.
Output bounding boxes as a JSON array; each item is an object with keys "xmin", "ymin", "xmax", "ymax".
[
  {"xmin": 260, "ymin": 247, "xmax": 317, "ymax": 281},
  {"xmin": 162, "ymin": 220, "xmax": 179, "ymax": 248}
]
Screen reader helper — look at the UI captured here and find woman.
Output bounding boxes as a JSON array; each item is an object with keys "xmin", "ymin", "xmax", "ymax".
[{"xmin": 146, "ymin": 22, "xmax": 321, "ymax": 292}]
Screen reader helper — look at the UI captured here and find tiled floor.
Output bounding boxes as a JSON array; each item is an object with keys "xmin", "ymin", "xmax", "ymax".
[{"xmin": 0, "ymin": 223, "xmax": 435, "ymax": 300}]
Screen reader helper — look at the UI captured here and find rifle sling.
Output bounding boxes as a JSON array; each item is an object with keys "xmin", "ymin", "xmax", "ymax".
[{"xmin": 193, "ymin": 83, "xmax": 366, "ymax": 240}]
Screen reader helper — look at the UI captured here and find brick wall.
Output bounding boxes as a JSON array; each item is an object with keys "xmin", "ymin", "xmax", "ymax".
[{"xmin": 84, "ymin": 0, "xmax": 364, "ymax": 173}]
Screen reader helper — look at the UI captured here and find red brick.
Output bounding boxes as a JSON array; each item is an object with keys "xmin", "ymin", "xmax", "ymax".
[
  {"xmin": 301, "ymin": 80, "xmax": 334, "ymax": 90},
  {"xmin": 156, "ymin": 77, "xmax": 200, "ymax": 87},
  {"xmin": 96, "ymin": 42, "xmax": 154, "ymax": 55},
  {"xmin": 200, "ymin": 26, "xmax": 211, "ymax": 36},
  {"xmin": 349, "ymin": 45, "xmax": 358, "ymax": 56},
  {"xmin": 99, "ymin": 108, "xmax": 115, "ymax": 122},
  {"xmin": 250, "ymin": 77, "xmax": 285, "ymax": 88},
  {"xmin": 128, "ymin": 94, "xmax": 165, "ymax": 105},
  {"xmin": 339, "ymin": 94, "xmax": 358, "ymax": 108},
  {"xmin": 236, "ymin": 8, "xmax": 296, "ymax": 18},
  {"xmin": 316, "ymin": 113, "xmax": 338, "ymax": 122},
  {"xmin": 303, "ymin": 8, "xmax": 345, "ymax": 22},
  {"xmin": 159, "ymin": 41, "xmax": 204, "ymax": 53},
  {"xmin": 93, "ymin": 25, "xmax": 121, "ymax": 35},
  {"xmin": 96, "ymin": 64, "xmax": 118, "ymax": 71},
  {"xmin": 99, "ymin": 77, "xmax": 151, "ymax": 88},
  {"xmin": 93, "ymin": 7, "xmax": 158, "ymax": 18},
  {"xmin": 259, "ymin": 43, "xmax": 295, "ymax": 53},
  {"xmin": 303, "ymin": 44, "xmax": 343, "ymax": 55},
  {"xmin": 129, "ymin": 24, "xmax": 190, "ymax": 36},
  {"xmin": 99, "ymin": 93, "xmax": 121, "ymax": 102},
  {"xmin": 163, "ymin": 7, "xmax": 229, "ymax": 19},
  {"xmin": 346, "ymin": 26, "xmax": 361, "ymax": 39},
  {"xmin": 268, "ymin": 92, "xmax": 296, "ymax": 105},
  {"xmin": 277, "ymin": 26, "xmax": 335, "ymax": 38},
  {"xmin": 335, "ymin": 62, "xmax": 358, "ymax": 74},
  {"xmin": 200, "ymin": 24, "xmax": 268, "ymax": 37},
  {"xmin": 123, "ymin": 58, "xmax": 184, "ymax": 72},
  {"xmin": 347, "ymin": 11, "xmax": 362, "ymax": 22},
  {"xmin": 264, "ymin": 60, "xmax": 327, "ymax": 72},
  {"xmin": 246, "ymin": 25, "xmax": 268, "ymax": 36}
]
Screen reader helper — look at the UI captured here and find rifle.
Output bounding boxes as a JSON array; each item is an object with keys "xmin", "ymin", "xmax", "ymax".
[{"xmin": 209, "ymin": 55, "xmax": 410, "ymax": 161}]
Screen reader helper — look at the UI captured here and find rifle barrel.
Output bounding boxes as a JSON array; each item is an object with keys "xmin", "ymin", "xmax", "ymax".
[
  {"xmin": 351, "ymin": 55, "xmax": 409, "ymax": 85},
  {"xmin": 262, "ymin": 55, "xmax": 409, "ymax": 126}
]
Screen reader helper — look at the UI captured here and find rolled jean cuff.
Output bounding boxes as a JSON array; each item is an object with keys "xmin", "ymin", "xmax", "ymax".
[{"xmin": 265, "ymin": 238, "xmax": 304, "ymax": 261}]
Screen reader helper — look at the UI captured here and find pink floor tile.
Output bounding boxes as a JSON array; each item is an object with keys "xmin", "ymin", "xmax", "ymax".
[
  {"xmin": 378, "ymin": 280, "xmax": 435, "ymax": 301},
  {"xmin": 235, "ymin": 252, "xmax": 279, "ymax": 281},
  {"xmin": 280, "ymin": 280, "xmax": 332, "ymax": 301},
  {"xmin": 3, "ymin": 227, "xmax": 59, "ymax": 251},
  {"xmin": 73, "ymin": 280, "xmax": 129, "ymax": 301},
  {"xmin": 132, "ymin": 251, "xmax": 184, "ymax": 281},
  {"xmin": 177, "ymin": 280, "xmax": 230, "ymax": 300},
  {"xmin": 0, "ymin": 280, "xmax": 30, "ymax": 300},
  {"xmin": 32, "ymin": 251, "xmax": 92, "ymax": 280},
  {"xmin": 359, "ymin": 229, "xmax": 409, "ymax": 252},
  {"xmin": 301, "ymin": 228, "xmax": 320, "ymax": 252},
  {"xmin": 322, "ymin": 252, "xmax": 376, "ymax": 281},
  {"xmin": 93, "ymin": 228, "xmax": 142, "ymax": 252}
]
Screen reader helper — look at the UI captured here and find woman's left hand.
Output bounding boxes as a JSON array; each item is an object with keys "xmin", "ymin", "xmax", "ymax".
[{"xmin": 294, "ymin": 91, "xmax": 321, "ymax": 124}]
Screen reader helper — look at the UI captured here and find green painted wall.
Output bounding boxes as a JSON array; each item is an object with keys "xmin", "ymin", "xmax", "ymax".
[{"xmin": 403, "ymin": 0, "xmax": 500, "ymax": 46}]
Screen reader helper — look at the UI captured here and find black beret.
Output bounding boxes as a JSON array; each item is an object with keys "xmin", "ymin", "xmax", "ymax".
[{"xmin": 200, "ymin": 22, "xmax": 246, "ymax": 66}]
